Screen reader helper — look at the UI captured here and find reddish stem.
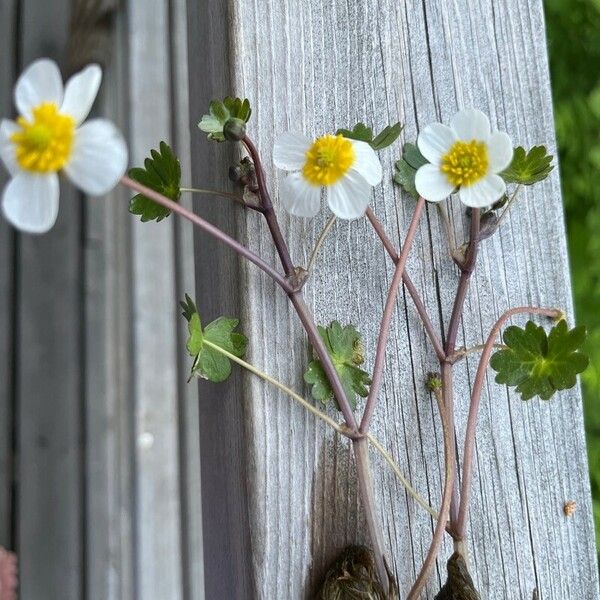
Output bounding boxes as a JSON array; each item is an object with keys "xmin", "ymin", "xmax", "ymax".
[
  {"xmin": 360, "ymin": 197, "xmax": 426, "ymax": 433},
  {"xmin": 454, "ymin": 305, "xmax": 562, "ymax": 539}
]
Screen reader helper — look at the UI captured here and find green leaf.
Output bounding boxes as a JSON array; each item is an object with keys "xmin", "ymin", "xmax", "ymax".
[
  {"xmin": 337, "ymin": 122, "xmax": 403, "ymax": 150},
  {"xmin": 198, "ymin": 96, "xmax": 252, "ymax": 142},
  {"xmin": 336, "ymin": 123, "xmax": 373, "ymax": 143},
  {"xmin": 371, "ymin": 122, "xmax": 403, "ymax": 151},
  {"xmin": 393, "ymin": 142, "xmax": 428, "ymax": 199},
  {"xmin": 185, "ymin": 307, "xmax": 248, "ymax": 383},
  {"xmin": 303, "ymin": 321, "xmax": 371, "ymax": 411},
  {"xmin": 490, "ymin": 320, "xmax": 589, "ymax": 401},
  {"xmin": 128, "ymin": 141, "xmax": 181, "ymax": 222},
  {"xmin": 180, "ymin": 294, "xmax": 197, "ymax": 322},
  {"xmin": 500, "ymin": 145, "xmax": 554, "ymax": 185}
]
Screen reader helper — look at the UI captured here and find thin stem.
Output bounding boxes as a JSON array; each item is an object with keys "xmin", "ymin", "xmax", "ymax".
[
  {"xmin": 242, "ymin": 135, "xmax": 296, "ymax": 276},
  {"xmin": 181, "ymin": 186, "xmax": 263, "ymax": 211},
  {"xmin": 366, "ymin": 433, "xmax": 438, "ymax": 519},
  {"xmin": 407, "ymin": 363, "xmax": 455, "ymax": 600},
  {"xmin": 289, "ymin": 292, "xmax": 358, "ymax": 431},
  {"xmin": 449, "ymin": 343, "xmax": 507, "ymax": 363},
  {"xmin": 203, "ymin": 339, "xmax": 343, "ymax": 433},
  {"xmin": 454, "ymin": 306, "xmax": 562, "ymax": 540},
  {"xmin": 360, "ymin": 197, "xmax": 426, "ymax": 433},
  {"xmin": 120, "ymin": 176, "xmax": 293, "ymax": 293},
  {"xmin": 354, "ymin": 438, "xmax": 390, "ymax": 594},
  {"xmin": 366, "ymin": 208, "xmax": 445, "ymax": 361},
  {"xmin": 445, "ymin": 209, "xmax": 481, "ymax": 529},
  {"xmin": 494, "ymin": 184, "xmax": 522, "ymax": 231},
  {"xmin": 306, "ymin": 215, "xmax": 336, "ymax": 273},
  {"xmin": 437, "ymin": 202, "xmax": 457, "ymax": 254},
  {"xmin": 206, "ymin": 339, "xmax": 437, "ymax": 519}
]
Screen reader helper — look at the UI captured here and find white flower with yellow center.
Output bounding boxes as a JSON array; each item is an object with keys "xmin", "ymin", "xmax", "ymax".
[
  {"xmin": 273, "ymin": 132, "xmax": 383, "ymax": 219},
  {"xmin": 0, "ymin": 58, "xmax": 128, "ymax": 234},
  {"xmin": 415, "ymin": 108, "xmax": 513, "ymax": 207}
]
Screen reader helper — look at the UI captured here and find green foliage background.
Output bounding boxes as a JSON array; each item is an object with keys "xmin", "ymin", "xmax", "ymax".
[{"xmin": 545, "ymin": 0, "xmax": 600, "ymax": 554}]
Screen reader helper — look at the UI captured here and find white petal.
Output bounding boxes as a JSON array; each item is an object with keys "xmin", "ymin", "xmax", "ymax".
[
  {"xmin": 326, "ymin": 170, "xmax": 371, "ymax": 219},
  {"xmin": 349, "ymin": 140, "xmax": 383, "ymax": 186},
  {"xmin": 273, "ymin": 132, "xmax": 311, "ymax": 171},
  {"xmin": 64, "ymin": 119, "xmax": 128, "ymax": 196},
  {"xmin": 458, "ymin": 174, "xmax": 506, "ymax": 208},
  {"xmin": 279, "ymin": 172, "xmax": 321, "ymax": 217},
  {"xmin": 417, "ymin": 123, "xmax": 456, "ymax": 165},
  {"xmin": 15, "ymin": 58, "xmax": 64, "ymax": 119},
  {"xmin": 0, "ymin": 120, "xmax": 19, "ymax": 176},
  {"xmin": 2, "ymin": 172, "xmax": 59, "ymax": 234},
  {"xmin": 415, "ymin": 163, "xmax": 455, "ymax": 202},
  {"xmin": 450, "ymin": 108, "xmax": 491, "ymax": 142},
  {"xmin": 61, "ymin": 64, "xmax": 102, "ymax": 125},
  {"xmin": 488, "ymin": 131, "xmax": 513, "ymax": 172}
]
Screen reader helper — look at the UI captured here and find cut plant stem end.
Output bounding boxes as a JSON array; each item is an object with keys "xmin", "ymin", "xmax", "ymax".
[{"xmin": 449, "ymin": 343, "xmax": 507, "ymax": 363}]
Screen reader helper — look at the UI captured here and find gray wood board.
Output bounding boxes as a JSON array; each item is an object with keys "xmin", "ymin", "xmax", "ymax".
[
  {"xmin": 16, "ymin": 0, "xmax": 83, "ymax": 598},
  {"xmin": 186, "ymin": 0, "xmax": 600, "ymax": 598},
  {"xmin": 0, "ymin": 0, "xmax": 17, "ymax": 550}
]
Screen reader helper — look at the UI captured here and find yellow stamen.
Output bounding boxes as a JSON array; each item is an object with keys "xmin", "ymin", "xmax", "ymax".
[
  {"xmin": 303, "ymin": 134, "xmax": 355, "ymax": 186},
  {"xmin": 441, "ymin": 139, "xmax": 489, "ymax": 187},
  {"xmin": 11, "ymin": 102, "xmax": 75, "ymax": 173}
]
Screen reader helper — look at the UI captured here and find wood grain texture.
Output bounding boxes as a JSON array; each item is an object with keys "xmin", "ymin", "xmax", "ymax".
[
  {"xmin": 190, "ymin": 0, "xmax": 600, "ymax": 597},
  {"xmin": 0, "ymin": 0, "xmax": 17, "ymax": 551}
]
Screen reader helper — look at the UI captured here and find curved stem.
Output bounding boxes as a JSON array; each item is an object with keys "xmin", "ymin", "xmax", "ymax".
[
  {"xmin": 494, "ymin": 184, "xmax": 522, "ymax": 231},
  {"xmin": 454, "ymin": 306, "xmax": 562, "ymax": 539},
  {"xmin": 360, "ymin": 197, "xmax": 426, "ymax": 433},
  {"xmin": 448, "ymin": 343, "xmax": 506, "ymax": 364},
  {"xmin": 120, "ymin": 176, "xmax": 293, "ymax": 293},
  {"xmin": 406, "ymin": 366, "xmax": 455, "ymax": 599},
  {"xmin": 306, "ymin": 215, "xmax": 336, "ymax": 273},
  {"xmin": 365, "ymin": 208, "xmax": 445, "ymax": 361}
]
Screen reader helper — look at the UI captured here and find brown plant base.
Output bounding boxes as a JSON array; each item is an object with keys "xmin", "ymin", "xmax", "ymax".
[
  {"xmin": 434, "ymin": 552, "xmax": 481, "ymax": 600},
  {"xmin": 315, "ymin": 545, "xmax": 399, "ymax": 600}
]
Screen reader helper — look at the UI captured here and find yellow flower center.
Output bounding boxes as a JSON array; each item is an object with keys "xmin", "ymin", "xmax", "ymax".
[
  {"xmin": 11, "ymin": 102, "xmax": 75, "ymax": 173},
  {"xmin": 440, "ymin": 139, "xmax": 489, "ymax": 187},
  {"xmin": 302, "ymin": 134, "xmax": 356, "ymax": 186}
]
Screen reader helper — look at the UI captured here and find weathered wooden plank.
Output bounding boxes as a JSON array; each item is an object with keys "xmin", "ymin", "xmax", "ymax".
[
  {"xmin": 15, "ymin": 1, "xmax": 83, "ymax": 598},
  {"xmin": 0, "ymin": 0, "xmax": 17, "ymax": 551},
  {"xmin": 187, "ymin": 1, "xmax": 255, "ymax": 598},
  {"xmin": 127, "ymin": 0, "xmax": 184, "ymax": 597},
  {"xmin": 83, "ymin": 2, "xmax": 136, "ymax": 598},
  {"xmin": 187, "ymin": 0, "xmax": 600, "ymax": 598}
]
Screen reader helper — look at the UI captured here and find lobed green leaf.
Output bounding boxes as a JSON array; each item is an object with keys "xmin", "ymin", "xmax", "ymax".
[
  {"xmin": 393, "ymin": 142, "xmax": 428, "ymax": 199},
  {"xmin": 500, "ymin": 145, "xmax": 554, "ymax": 185},
  {"xmin": 337, "ymin": 121, "xmax": 403, "ymax": 150}
]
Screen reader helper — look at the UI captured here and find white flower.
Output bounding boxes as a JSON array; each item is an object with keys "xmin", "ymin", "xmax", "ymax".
[
  {"xmin": 0, "ymin": 58, "xmax": 128, "ymax": 234},
  {"xmin": 415, "ymin": 108, "xmax": 513, "ymax": 208},
  {"xmin": 272, "ymin": 132, "xmax": 383, "ymax": 219}
]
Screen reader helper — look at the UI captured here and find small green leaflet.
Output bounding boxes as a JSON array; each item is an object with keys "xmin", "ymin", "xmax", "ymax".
[
  {"xmin": 500, "ymin": 145, "xmax": 554, "ymax": 185},
  {"xmin": 393, "ymin": 142, "xmax": 428, "ymax": 199},
  {"xmin": 182, "ymin": 298, "xmax": 248, "ymax": 383},
  {"xmin": 336, "ymin": 122, "xmax": 403, "ymax": 151},
  {"xmin": 129, "ymin": 141, "xmax": 181, "ymax": 222},
  {"xmin": 303, "ymin": 321, "xmax": 371, "ymax": 411},
  {"xmin": 490, "ymin": 320, "xmax": 589, "ymax": 401},
  {"xmin": 198, "ymin": 97, "xmax": 252, "ymax": 142}
]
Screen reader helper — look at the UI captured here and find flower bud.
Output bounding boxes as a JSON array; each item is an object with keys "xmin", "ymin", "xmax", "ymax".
[{"xmin": 223, "ymin": 117, "xmax": 246, "ymax": 142}]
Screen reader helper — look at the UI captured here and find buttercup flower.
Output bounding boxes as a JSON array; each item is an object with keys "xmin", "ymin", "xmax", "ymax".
[
  {"xmin": 415, "ymin": 108, "xmax": 513, "ymax": 207},
  {"xmin": 273, "ymin": 132, "xmax": 382, "ymax": 219},
  {"xmin": 0, "ymin": 58, "xmax": 128, "ymax": 234}
]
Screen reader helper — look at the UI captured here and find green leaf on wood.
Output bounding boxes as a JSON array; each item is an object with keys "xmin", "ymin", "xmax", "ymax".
[
  {"xmin": 337, "ymin": 122, "xmax": 403, "ymax": 150},
  {"xmin": 198, "ymin": 97, "xmax": 252, "ymax": 142},
  {"xmin": 185, "ymin": 306, "xmax": 248, "ymax": 383},
  {"xmin": 490, "ymin": 320, "xmax": 589, "ymax": 401},
  {"xmin": 393, "ymin": 142, "xmax": 428, "ymax": 199},
  {"xmin": 303, "ymin": 321, "xmax": 371, "ymax": 411},
  {"xmin": 128, "ymin": 141, "xmax": 181, "ymax": 222},
  {"xmin": 500, "ymin": 145, "xmax": 554, "ymax": 185}
]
